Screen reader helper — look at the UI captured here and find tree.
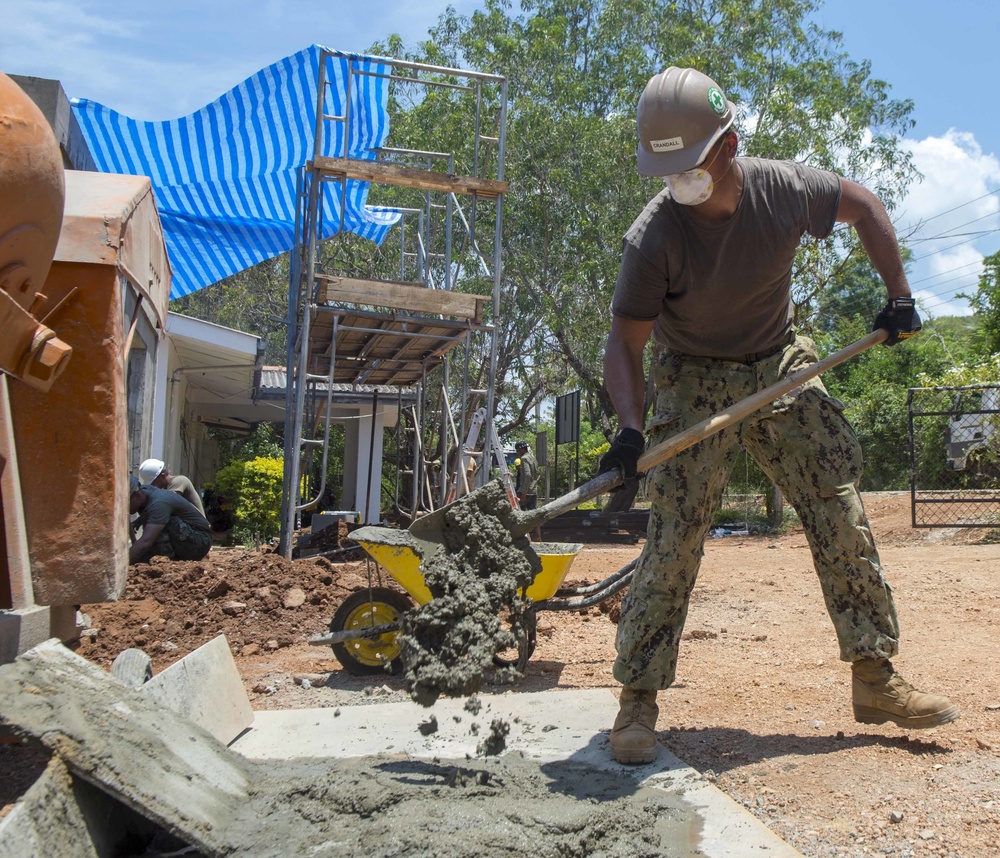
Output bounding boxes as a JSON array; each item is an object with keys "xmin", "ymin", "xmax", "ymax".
[
  {"xmin": 964, "ymin": 249, "xmax": 1000, "ymax": 357},
  {"xmin": 386, "ymin": 0, "xmax": 918, "ymax": 437},
  {"xmin": 171, "ymin": 255, "xmax": 290, "ymax": 364}
]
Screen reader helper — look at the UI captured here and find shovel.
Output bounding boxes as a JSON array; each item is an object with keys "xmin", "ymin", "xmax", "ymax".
[{"xmin": 408, "ymin": 329, "xmax": 887, "ymax": 555}]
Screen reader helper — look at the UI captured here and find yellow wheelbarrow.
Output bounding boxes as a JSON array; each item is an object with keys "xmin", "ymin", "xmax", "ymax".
[{"xmin": 309, "ymin": 527, "xmax": 597, "ymax": 676}]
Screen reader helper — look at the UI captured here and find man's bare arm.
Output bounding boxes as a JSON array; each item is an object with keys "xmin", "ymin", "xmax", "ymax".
[
  {"xmin": 837, "ymin": 178, "xmax": 911, "ymax": 300},
  {"xmin": 604, "ymin": 315, "xmax": 655, "ymax": 431},
  {"xmin": 129, "ymin": 521, "xmax": 165, "ymax": 564}
]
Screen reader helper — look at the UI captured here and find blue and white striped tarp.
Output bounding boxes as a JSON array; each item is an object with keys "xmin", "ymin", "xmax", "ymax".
[{"xmin": 72, "ymin": 45, "xmax": 400, "ymax": 299}]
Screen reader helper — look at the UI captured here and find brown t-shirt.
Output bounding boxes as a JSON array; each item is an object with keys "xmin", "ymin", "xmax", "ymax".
[
  {"xmin": 611, "ymin": 158, "xmax": 841, "ymax": 358},
  {"xmin": 166, "ymin": 474, "xmax": 205, "ymax": 517}
]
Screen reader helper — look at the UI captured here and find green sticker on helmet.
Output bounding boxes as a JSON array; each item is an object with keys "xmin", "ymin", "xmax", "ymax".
[{"xmin": 707, "ymin": 87, "xmax": 726, "ymax": 115}]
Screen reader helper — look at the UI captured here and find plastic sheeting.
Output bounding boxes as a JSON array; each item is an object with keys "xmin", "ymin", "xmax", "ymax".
[{"xmin": 72, "ymin": 45, "xmax": 400, "ymax": 299}]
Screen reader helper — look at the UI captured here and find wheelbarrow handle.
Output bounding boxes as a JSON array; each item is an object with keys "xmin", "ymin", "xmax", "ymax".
[{"xmin": 511, "ymin": 329, "xmax": 887, "ymax": 537}]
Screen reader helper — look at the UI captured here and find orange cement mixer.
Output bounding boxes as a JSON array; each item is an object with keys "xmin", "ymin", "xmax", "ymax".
[{"xmin": 0, "ymin": 72, "xmax": 72, "ymax": 391}]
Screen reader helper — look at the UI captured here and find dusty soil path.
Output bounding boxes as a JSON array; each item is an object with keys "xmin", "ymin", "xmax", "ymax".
[{"xmin": 4, "ymin": 492, "xmax": 999, "ymax": 857}]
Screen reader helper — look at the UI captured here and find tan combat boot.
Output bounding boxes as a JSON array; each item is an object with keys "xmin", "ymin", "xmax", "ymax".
[
  {"xmin": 610, "ymin": 686, "xmax": 659, "ymax": 764},
  {"xmin": 852, "ymin": 658, "xmax": 959, "ymax": 728}
]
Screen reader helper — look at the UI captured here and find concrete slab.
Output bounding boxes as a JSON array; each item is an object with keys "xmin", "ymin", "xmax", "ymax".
[
  {"xmin": 233, "ymin": 689, "xmax": 801, "ymax": 857},
  {"xmin": 0, "ymin": 641, "xmax": 251, "ymax": 855},
  {"xmin": 143, "ymin": 634, "xmax": 253, "ymax": 746}
]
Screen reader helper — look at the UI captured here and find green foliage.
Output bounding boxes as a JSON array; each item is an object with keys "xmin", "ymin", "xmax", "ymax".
[
  {"xmin": 209, "ymin": 456, "xmax": 284, "ymax": 546},
  {"xmin": 384, "ymin": 0, "xmax": 918, "ymax": 433},
  {"xmin": 170, "ymin": 256, "xmax": 289, "ymax": 364},
  {"xmin": 963, "ymin": 250, "xmax": 1000, "ymax": 356},
  {"xmin": 817, "ymin": 307, "xmax": 980, "ymax": 490},
  {"xmin": 215, "ymin": 423, "xmax": 284, "ymax": 466}
]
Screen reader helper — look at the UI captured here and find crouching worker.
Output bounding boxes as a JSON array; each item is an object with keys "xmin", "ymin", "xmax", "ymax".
[{"xmin": 129, "ymin": 475, "xmax": 212, "ymax": 565}]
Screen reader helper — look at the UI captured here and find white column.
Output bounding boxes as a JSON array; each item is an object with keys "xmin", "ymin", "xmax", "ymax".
[
  {"xmin": 149, "ymin": 336, "xmax": 171, "ymax": 459},
  {"xmin": 342, "ymin": 415, "xmax": 359, "ymax": 512},
  {"xmin": 353, "ymin": 403, "xmax": 384, "ymax": 524}
]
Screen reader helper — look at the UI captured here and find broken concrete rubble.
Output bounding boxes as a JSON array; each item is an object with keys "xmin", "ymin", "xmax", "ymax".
[{"xmin": 1, "ymin": 640, "xmax": 803, "ymax": 858}]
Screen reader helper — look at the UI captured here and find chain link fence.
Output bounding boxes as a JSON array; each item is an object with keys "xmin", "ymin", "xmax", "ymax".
[{"xmin": 908, "ymin": 385, "xmax": 1000, "ymax": 527}]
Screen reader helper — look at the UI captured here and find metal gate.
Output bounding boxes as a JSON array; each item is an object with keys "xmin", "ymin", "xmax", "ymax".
[{"xmin": 908, "ymin": 384, "xmax": 1000, "ymax": 527}]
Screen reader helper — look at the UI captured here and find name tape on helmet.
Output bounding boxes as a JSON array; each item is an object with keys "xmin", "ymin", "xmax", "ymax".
[{"xmin": 650, "ymin": 136, "xmax": 684, "ymax": 153}]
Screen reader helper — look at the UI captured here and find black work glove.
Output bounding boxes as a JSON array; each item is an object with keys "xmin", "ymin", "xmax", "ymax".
[
  {"xmin": 873, "ymin": 297, "xmax": 922, "ymax": 346},
  {"xmin": 599, "ymin": 428, "xmax": 645, "ymax": 484}
]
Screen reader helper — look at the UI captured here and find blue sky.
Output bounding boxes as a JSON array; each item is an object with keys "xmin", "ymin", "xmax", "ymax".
[{"xmin": 3, "ymin": 0, "xmax": 997, "ymax": 318}]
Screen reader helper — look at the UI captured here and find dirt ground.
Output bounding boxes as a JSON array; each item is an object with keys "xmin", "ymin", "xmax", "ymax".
[{"xmin": 3, "ymin": 491, "xmax": 1000, "ymax": 857}]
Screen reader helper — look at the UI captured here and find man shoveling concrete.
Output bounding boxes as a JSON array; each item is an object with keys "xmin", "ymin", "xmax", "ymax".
[{"xmin": 599, "ymin": 66, "xmax": 957, "ymax": 765}]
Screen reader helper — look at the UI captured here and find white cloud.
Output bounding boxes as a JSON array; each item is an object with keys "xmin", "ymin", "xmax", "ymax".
[
  {"xmin": 2, "ymin": 0, "xmax": 486, "ymax": 118},
  {"xmin": 897, "ymin": 130, "xmax": 1000, "ymax": 317}
]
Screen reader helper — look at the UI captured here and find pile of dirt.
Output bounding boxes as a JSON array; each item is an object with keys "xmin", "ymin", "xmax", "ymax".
[
  {"xmin": 7, "ymin": 492, "xmax": 1000, "ymax": 858},
  {"xmin": 75, "ymin": 550, "xmax": 398, "ymax": 673}
]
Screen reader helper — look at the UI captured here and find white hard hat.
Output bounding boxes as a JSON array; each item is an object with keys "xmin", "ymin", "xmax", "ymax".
[{"xmin": 138, "ymin": 458, "xmax": 165, "ymax": 484}]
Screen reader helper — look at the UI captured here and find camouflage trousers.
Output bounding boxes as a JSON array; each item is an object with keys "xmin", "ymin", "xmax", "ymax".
[
  {"xmin": 614, "ymin": 335, "xmax": 900, "ymax": 690},
  {"xmin": 136, "ymin": 517, "xmax": 212, "ymax": 564}
]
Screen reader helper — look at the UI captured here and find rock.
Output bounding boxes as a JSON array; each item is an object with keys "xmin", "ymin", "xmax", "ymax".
[
  {"xmin": 222, "ymin": 601, "xmax": 247, "ymax": 616},
  {"xmin": 242, "ymin": 643, "xmax": 260, "ymax": 655},
  {"xmin": 418, "ymin": 715, "xmax": 438, "ymax": 736},
  {"xmin": 294, "ymin": 673, "xmax": 326, "ymax": 686},
  {"xmin": 889, "ymin": 811, "xmax": 904, "ymax": 824},
  {"xmin": 919, "ymin": 829, "xmax": 935, "ymax": 840},
  {"xmin": 80, "ymin": 628, "xmax": 99, "ymax": 638},
  {"xmin": 283, "ymin": 587, "xmax": 307, "ymax": 608},
  {"xmin": 206, "ymin": 579, "xmax": 231, "ymax": 599},
  {"xmin": 265, "ymin": 639, "xmax": 279, "ymax": 651},
  {"xmin": 976, "ymin": 737, "xmax": 993, "ymax": 750}
]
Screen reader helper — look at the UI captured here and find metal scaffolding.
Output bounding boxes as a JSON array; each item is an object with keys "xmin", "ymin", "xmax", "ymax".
[{"xmin": 279, "ymin": 50, "xmax": 508, "ymax": 557}]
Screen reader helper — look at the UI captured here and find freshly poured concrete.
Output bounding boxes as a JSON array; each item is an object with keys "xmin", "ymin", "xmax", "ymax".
[
  {"xmin": 2, "ymin": 642, "xmax": 801, "ymax": 857},
  {"xmin": 234, "ymin": 689, "xmax": 802, "ymax": 857}
]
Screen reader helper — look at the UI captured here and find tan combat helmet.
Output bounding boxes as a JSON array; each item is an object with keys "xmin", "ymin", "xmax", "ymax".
[{"xmin": 636, "ymin": 67, "xmax": 737, "ymax": 176}]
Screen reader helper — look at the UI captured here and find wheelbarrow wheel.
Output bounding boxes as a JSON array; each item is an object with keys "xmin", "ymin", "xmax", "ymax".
[
  {"xmin": 492, "ymin": 608, "xmax": 537, "ymax": 673},
  {"xmin": 330, "ymin": 587, "xmax": 412, "ymax": 676}
]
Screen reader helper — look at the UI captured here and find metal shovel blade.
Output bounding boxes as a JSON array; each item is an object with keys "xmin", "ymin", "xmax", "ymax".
[{"xmin": 409, "ymin": 330, "xmax": 886, "ymax": 556}]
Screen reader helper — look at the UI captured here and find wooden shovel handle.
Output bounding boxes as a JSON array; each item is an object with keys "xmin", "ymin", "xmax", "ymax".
[
  {"xmin": 513, "ymin": 329, "xmax": 887, "ymax": 536},
  {"xmin": 636, "ymin": 328, "xmax": 887, "ymax": 473}
]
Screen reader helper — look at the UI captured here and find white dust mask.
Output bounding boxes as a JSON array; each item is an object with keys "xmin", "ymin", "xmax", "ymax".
[
  {"xmin": 663, "ymin": 168, "xmax": 715, "ymax": 205},
  {"xmin": 663, "ymin": 138, "xmax": 730, "ymax": 206}
]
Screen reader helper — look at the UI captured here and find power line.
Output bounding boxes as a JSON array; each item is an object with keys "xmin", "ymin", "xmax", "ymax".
[
  {"xmin": 908, "ymin": 209, "xmax": 1000, "ymax": 243},
  {"xmin": 908, "ymin": 258, "xmax": 984, "ymax": 288},
  {"xmin": 904, "ymin": 185, "xmax": 1000, "ymax": 228}
]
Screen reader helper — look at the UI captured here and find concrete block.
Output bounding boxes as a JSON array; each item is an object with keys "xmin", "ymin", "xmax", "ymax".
[
  {"xmin": 47, "ymin": 604, "xmax": 81, "ymax": 641},
  {"xmin": 0, "ymin": 607, "xmax": 53, "ymax": 664},
  {"xmin": 311, "ymin": 511, "xmax": 359, "ymax": 534},
  {"xmin": 143, "ymin": 634, "xmax": 253, "ymax": 745}
]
